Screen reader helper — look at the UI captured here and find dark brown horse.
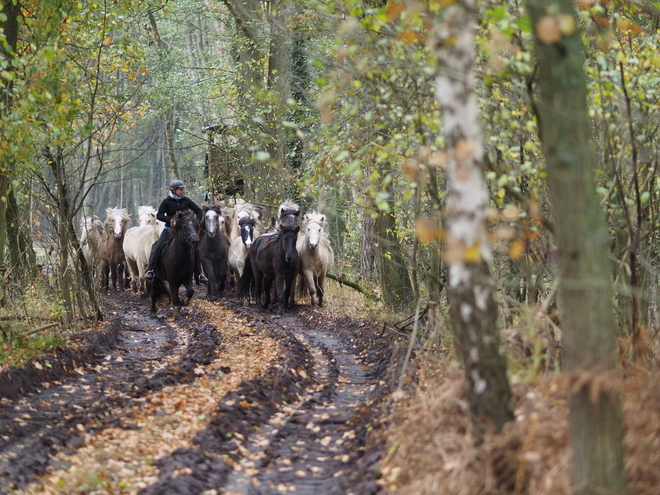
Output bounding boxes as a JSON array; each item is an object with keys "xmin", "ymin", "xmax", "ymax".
[
  {"xmin": 237, "ymin": 213, "xmax": 299, "ymax": 314},
  {"xmin": 98, "ymin": 207, "xmax": 131, "ymax": 290},
  {"xmin": 199, "ymin": 205, "xmax": 230, "ymax": 300},
  {"xmin": 150, "ymin": 210, "xmax": 200, "ymax": 319}
]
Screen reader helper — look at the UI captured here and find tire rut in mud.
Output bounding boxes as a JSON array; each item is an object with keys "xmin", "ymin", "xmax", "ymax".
[
  {"xmin": 0, "ymin": 292, "xmax": 219, "ymax": 493},
  {"xmin": 222, "ymin": 312, "xmax": 378, "ymax": 495},
  {"xmin": 0, "ymin": 292, "xmax": 396, "ymax": 495}
]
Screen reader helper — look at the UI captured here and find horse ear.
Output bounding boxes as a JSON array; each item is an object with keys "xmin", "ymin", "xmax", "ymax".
[
  {"xmin": 171, "ymin": 216, "xmax": 178, "ymax": 228},
  {"xmin": 320, "ymin": 215, "xmax": 326, "ymax": 224}
]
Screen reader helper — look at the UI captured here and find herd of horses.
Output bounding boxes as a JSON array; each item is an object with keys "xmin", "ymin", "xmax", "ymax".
[{"xmin": 78, "ymin": 200, "xmax": 334, "ymax": 319}]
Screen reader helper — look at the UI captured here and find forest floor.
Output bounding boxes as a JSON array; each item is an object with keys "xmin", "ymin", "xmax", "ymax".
[
  {"xmin": 4, "ymin": 282, "xmax": 660, "ymax": 495},
  {"xmin": 0, "ymin": 283, "xmax": 404, "ymax": 495}
]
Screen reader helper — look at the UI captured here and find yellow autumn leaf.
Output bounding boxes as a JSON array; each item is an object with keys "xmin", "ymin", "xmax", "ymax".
[
  {"xmin": 509, "ymin": 238, "xmax": 526, "ymax": 260},
  {"xmin": 415, "ymin": 218, "xmax": 443, "ymax": 244},
  {"xmin": 536, "ymin": 16, "xmax": 562, "ymax": 45},
  {"xmin": 398, "ymin": 31, "xmax": 421, "ymax": 44},
  {"xmin": 103, "ymin": 35, "xmax": 113, "ymax": 46},
  {"xmin": 402, "ymin": 159, "xmax": 420, "ymax": 179},
  {"xmin": 464, "ymin": 244, "xmax": 481, "ymax": 263},
  {"xmin": 385, "ymin": 0, "xmax": 404, "ymax": 21}
]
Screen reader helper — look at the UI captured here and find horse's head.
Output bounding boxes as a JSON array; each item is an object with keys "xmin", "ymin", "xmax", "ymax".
[
  {"xmin": 304, "ymin": 212, "xmax": 326, "ymax": 250},
  {"xmin": 171, "ymin": 211, "xmax": 200, "ymax": 246},
  {"xmin": 279, "ymin": 217, "xmax": 300, "ymax": 264},
  {"xmin": 137, "ymin": 206, "xmax": 157, "ymax": 227},
  {"xmin": 238, "ymin": 217, "xmax": 256, "ymax": 248},
  {"xmin": 278, "ymin": 200, "xmax": 300, "ymax": 220},
  {"xmin": 202, "ymin": 205, "xmax": 224, "ymax": 238},
  {"xmin": 105, "ymin": 207, "xmax": 130, "ymax": 238}
]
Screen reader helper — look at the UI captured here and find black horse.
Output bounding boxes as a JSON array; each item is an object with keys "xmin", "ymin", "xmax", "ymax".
[
  {"xmin": 237, "ymin": 213, "xmax": 299, "ymax": 314},
  {"xmin": 150, "ymin": 210, "xmax": 201, "ymax": 319},
  {"xmin": 199, "ymin": 205, "xmax": 230, "ymax": 300}
]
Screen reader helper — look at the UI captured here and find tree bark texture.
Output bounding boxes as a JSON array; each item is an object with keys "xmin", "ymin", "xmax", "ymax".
[
  {"xmin": 0, "ymin": 0, "xmax": 20, "ymax": 267},
  {"xmin": 373, "ymin": 206, "xmax": 414, "ymax": 310},
  {"xmin": 526, "ymin": 1, "xmax": 627, "ymax": 493},
  {"xmin": 432, "ymin": 0, "xmax": 513, "ymax": 437}
]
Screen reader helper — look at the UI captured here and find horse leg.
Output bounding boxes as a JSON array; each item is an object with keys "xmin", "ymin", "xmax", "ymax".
[
  {"xmin": 316, "ymin": 273, "xmax": 326, "ymax": 306},
  {"xmin": 262, "ymin": 276, "xmax": 273, "ymax": 312},
  {"xmin": 150, "ymin": 278, "xmax": 160, "ymax": 317},
  {"xmin": 122, "ymin": 262, "xmax": 130, "ymax": 290},
  {"xmin": 275, "ymin": 275, "xmax": 287, "ymax": 315},
  {"xmin": 254, "ymin": 270, "xmax": 264, "ymax": 310},
  {"xmin": 218, "ymin": 264, "xmax": 227, "ymax": 295},
  {"xmin": 127, "ymin": 259, "xmax": 139, "ymax": 293},
  {"xmin": 303, "ymin": 269, "xmax": 318, "ymax": 306},
  {"xmin": 101, "ymin": 261, "xmax": 109, "ymax": 289},
  {"xmin": 182, "ymin": 279, "xmax": 195, "ymax": 306},
  {"xmin": 170, "ymin": 281, "xmax": 182, "ymax": 318},
  {"xmin": 202, "ymin": 260, "xmax": 216, "ymax": 300}
]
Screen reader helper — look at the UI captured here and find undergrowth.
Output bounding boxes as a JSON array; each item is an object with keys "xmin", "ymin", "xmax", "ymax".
[{"xmin": 0, "ymin": 281, "xmax": 68, "ymax": 369}]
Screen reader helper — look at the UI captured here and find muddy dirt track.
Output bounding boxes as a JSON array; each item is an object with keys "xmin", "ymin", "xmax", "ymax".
[{"xmin": 0, "ymin": 290, "xmax": 401, "ymax": 494}]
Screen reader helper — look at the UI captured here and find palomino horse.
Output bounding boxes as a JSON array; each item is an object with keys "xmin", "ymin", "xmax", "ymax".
[
  {"xmin": 98, "ymin": 207, "xmax": 131, "ymax": 290},
  {"xmin": 123, "ymin": 206, "xmax": 162, "ymax": 294},
  {"xmin": 228, "ymin": 216, "xmax": 259, "ymax": 283},
  {"xmin": 79, "ymin": 216, "xmax": 104, "ymax": 276},
  {"xmin": 237, "ymin": 210, "xmax": 299, "ymax": 315},
  {"xmin": 199, "ymin": 205, "xmax": 230, "ymax": 300},
  {"xmin": 225, "ymin": 200, "xmax": 262, "ymax": 241},
  {"xmin": 150, "ymin": 210, "xmax": 200, "ymax": 319},
  {"xmin": 296, "ymin": 211, "xmax": 334, "ymax": 307}
]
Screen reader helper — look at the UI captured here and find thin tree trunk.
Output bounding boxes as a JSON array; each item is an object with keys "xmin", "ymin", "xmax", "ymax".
[
  {"xmin": 373, "ymin": 204, "xmax": 414, "ymax": 310},
  {"xmin": 432, "ymin": 0, "xmax": 513, "ymax": 438},
  {"xmin": 526, "ymin": 1, "xmax": 627, "ymax": 493},
  {"xmin": 0, "ymin": 0, "xmax": 20, "ymax": 268}
]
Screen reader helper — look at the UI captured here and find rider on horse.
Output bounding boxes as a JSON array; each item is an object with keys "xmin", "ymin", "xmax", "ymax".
[{"xmin": 145, "ymin": 179, "xmax": 208, "ymax": 283}]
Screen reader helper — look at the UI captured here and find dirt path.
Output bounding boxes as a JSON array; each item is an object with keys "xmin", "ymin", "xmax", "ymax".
[{"xmin": 0, "ymin": 290, "xmax": 396, "ymax": 494}]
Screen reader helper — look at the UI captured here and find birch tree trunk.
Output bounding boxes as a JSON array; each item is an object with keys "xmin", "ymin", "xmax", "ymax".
[
  {"xmin": 526, "ymin": 1, "xmax": 627, "ymax": 493},
  {"xmin": 432, "ymin": 1, "xmax": 513, "ymax": 438}
]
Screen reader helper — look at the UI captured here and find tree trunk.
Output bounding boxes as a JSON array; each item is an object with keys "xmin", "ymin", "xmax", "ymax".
[
  {"xmin": 373, "ymin": 205, "xmax": 414, "ymax": 310},
  {"xmin": 166, "ymin": 110, "xmax": 180, "ymax": 179},
  {"xmin": 0, "ymin": 0, "xmax": 20, "ymax": 268},
  {"xmin": 526, "ymin": 1, "xmax": 627, "ymax": 493},
  {"xmin": 432, "ymin": 1, "xmax": 513, "ymax": 438}
]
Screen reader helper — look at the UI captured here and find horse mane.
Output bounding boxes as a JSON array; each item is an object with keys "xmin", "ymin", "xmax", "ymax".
[
  {"xmin": 303, "ymin": 211, "xmax": 326, "ymax": 228},
  {"xmin": 137, "ymin": 205, "xmax": 156, "ymax": 217},
  {"xmin": 105, "ymin": 207, "xmax": 131, "ymax": 223},
  {"xmin": 278, "ymin": 200, "xmax": 300, "ymax": 218}
]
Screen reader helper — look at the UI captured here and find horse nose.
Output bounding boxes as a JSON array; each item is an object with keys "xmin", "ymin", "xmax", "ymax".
[
  {"xmin": 245, "ymin": 238, "xmax": 252, "ymax": 247},
  {"xmin": 192, "ymin": 235, "xmax": 200, "ymax": 245},
  {"xmin": 309, "ymin": 241, "xmax": 318, "ymax": 249}
]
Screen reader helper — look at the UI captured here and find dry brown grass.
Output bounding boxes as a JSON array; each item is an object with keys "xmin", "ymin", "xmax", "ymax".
[{"xmin": 380, "ymin": 321, "xmax": 660, "ymax": 495}]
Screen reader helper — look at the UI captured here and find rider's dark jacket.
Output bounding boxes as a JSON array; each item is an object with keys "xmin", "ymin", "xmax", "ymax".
[{"xmin": 156, "ymin": 196, "xmax": 203, "ymax": 228}]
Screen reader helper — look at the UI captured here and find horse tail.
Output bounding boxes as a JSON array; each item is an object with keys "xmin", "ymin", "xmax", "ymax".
[{"xmin": 236, "ymin": 255, "xmax": 255, "ymax": 299}]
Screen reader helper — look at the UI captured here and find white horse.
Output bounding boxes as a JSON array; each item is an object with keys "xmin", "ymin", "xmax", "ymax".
[
  {"xmin": 98, "ymin": 207, "xmax": 132, "ymax": 290},
  {"xmin": 80, "ymin": 216, "xmax": 104, "ymax": 275},
  {"xmin": 228, "ymin": 216, "xmax": 259, "ymax": 282},
  {"xmin": 296, "ymin": 211, "xmax": 334, "ymax": 307},
  {"xmin": 123, "ymin": 206, "xmax": 162, "ymax": 294}
]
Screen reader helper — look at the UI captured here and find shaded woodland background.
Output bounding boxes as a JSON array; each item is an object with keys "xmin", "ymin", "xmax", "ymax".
[{"xmin": 1, "ymin": 0, "xmax": 660, "ymax": 492}]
